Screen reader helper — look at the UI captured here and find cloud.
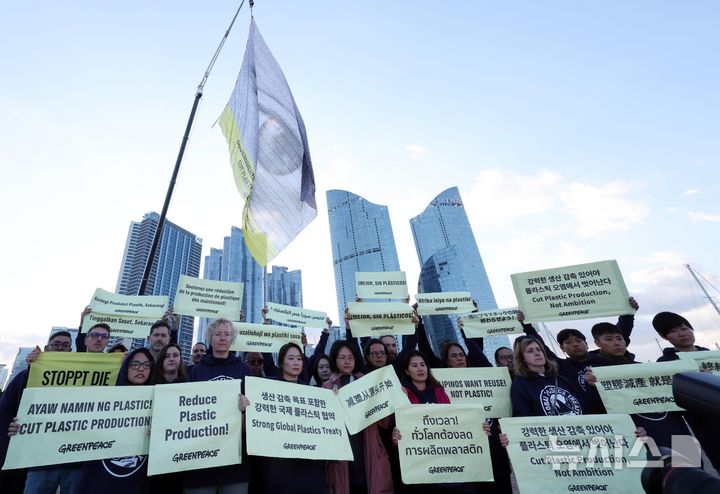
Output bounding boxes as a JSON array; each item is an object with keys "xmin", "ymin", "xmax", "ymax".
[
  {"xmin": 685, "ymin": 188, "xmax": 700, "ymax": 195},
  {"xmin": 688, "ymin": 211, "xmax": 720, "ymax": 222},
  {"xmin": 404, "ymin": 144, "xmax": 428, "ymax": 155}
]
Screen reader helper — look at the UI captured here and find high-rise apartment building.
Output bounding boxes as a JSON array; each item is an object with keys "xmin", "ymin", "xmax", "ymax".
[
  {"xmin": 410, "ymin": 187, "xmax": 510, "ymax": 358},
  {"xmin": 266, "ymin": 266, "xmax": 302, "ymax": 308},
  {"xmin": 327, "ymin": 190, "xmax": 401, "ymax": 333},
  {"xmin": 201, "ymin": 227, "xmax": 265, "ymax": 344},
  {"xmin": 116, "ymin": 212, "xmax": 202, "ymax": 360}
]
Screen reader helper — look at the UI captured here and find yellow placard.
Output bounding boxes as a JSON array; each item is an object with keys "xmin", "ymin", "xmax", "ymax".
[
  {"xmin": 415, "ymin": 291, "xmax": 474, "ymax": 315},
  {"xmin": 3, "ymin": 386, "xmax": 153, "ymax": 469},
  {"xmin": 245, "ymin": 377, "xmax": 353, "ymax": 460},
  {"xmin": 147, "ymin": 380, "xmax": 243, "ymax": 475},
  {"xmin": 27, "ymin": 352, "xmax": 124, "ymax": 388},
  {"xmin": 80, "ymin": 311, "xmax": 160, "ymax": 339},
  {"xmin": 355, "ymin": 271, "xmax": 408, "ymax": 299},
  {"xmin": 347, "ymin": 302, "xmax": 415, "ymax": 337},
  {"xmin": 336, "ymin": 365, "xmax": 409, "ymax": 434},
  {"xmin": 511, "ymin": 260, "xmax": 633, "ymax": 322},
  {"xmin": 499, "ymin": 414, "xmax": 645, "ymax": 494},
  {"xmin": 461, "ymin": 307, "xmax": 524, "ymax": 338},
  {"xmin": 396, "ymin": 404, "xmax": 492, "ymax": 484},
  {"xmin": 678, "ymin": 350, "xmax": 720, "ymax": 375},
  {"xmin": 431, "ymin": 367, "xmax": 512, "ymax": 417},
  {"xmin": 592, "ymin": 360, "xmax": 699, "ymax": 414},
  {"xmin": 173, "ymin": 275, "xmax": 243, "ymax": 319},
  {"xmin": 265, "ymin": 302, "xmax": 327, "ymax": 328},
  {"xmin": 229, "ymin": 322, "xmax": 303, "ymax": 353},
  {"xmin": 88, "ymin": 287, "xmax": 168, "ymax": 318}
]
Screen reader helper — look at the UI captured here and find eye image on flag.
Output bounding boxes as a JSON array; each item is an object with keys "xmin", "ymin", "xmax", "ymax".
[{"xmin": 220, "ymin": 18, "xmax": 317, "ymax": 266}]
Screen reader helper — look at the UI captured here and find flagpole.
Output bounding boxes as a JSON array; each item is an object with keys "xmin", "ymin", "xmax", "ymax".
[{"xmin": 138, "ymin": 1, "xmax": 247, "ymax": 296}]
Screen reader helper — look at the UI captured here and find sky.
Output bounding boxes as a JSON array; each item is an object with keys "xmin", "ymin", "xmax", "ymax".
[{"xmin": 1, "ymin": 1, "xmax": 719, "ymax": 371}]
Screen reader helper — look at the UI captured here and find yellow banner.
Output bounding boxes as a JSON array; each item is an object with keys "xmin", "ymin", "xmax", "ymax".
[
  {"xmin": 592, "ymin": 360, "xmax": 699, "ymax": 413},
  {"xmin": 3, "ymin": 386, "xmax": 153, "ymax": 469},
  {"xmin": 80, "ymin": 311, "xmax": 159, "ymax": 339},
  {"xmin": 678, "ymin": 350, "xmax": 720, "ymax": 375},
  {"xmin": 266, "ymin": 302, "xmax": 327, "ymax": 328},
  {"xmin": 229, "ymin": 322, "xmax": 303, "ymax": 353},
  {"xmin": 336, "ymin": 365, "xmax": 409, "ymax": 434},
  {"xmin": 511, "ymin": 260, "xmax": 633, "ymax": 322},
  {"xmin": 431, "ymin": 367, "xmax": 512, "ymax": 417},
  {"xmin": 347, "ymin": 302, "xmax": 415, "ymax": 337},
  {"xmin": 88, "ymin": 287, "xmax": 168, "ymax": 318},
  {"xmin": 396, "ymin": 404, "xmax": 492, "ymax": 484},
  {"xmin": 415, "ymin": 292, "xmax": 474, "ymax": 315},
  {"xmin": 499, "ymin": 414, "xmax": 645, "ymax": 494},
  {"xmin": 245, "ymin": 377, "xmax": 353, "ymax": 460},
  {"xmin": 173, "ymin": 275, "xmax": 243, "ymax": 319},
  {"xmin": 147, "ymin": 380, "xmax": 243, "ymax": 475},
  {"xmin": 27, "ymin": 352, "xmax": 124, "ymax": 388},
  {"xmin": 461, "ymin": 307, "xmax": 524, "ymax": 338},
  {"xmin": 355, "ymin": 271, "xmax": 408, "ymax": 299}
]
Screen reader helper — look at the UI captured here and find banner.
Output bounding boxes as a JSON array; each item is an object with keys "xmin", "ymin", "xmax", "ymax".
[
  {"xmin": 511, "ymin": 260, "xmax": 633, "ymax": 322},
  {"xmin": 88, "ymin": 287, "xmax": 167, "ymax": 318},
  {"xmin": 592, "ymin": 360, "xmax": 699, "ymax": 414},
  {"xmin": 499, "ymin": 414, "xmax": 645, "ymax": 494},
  {"xmin": 678, "ymin": 350, "xmax": 720, "ymax": 375},
  {"xmin": 415, "ymin": 292, "xmax": 474, "ymax": 316},
  {"xmin": 229, "ymin": 322, "xmax": 302, "ymax": 353},
  {"xmin": 148, "ymin": 380, "xmax": 243, "ymax": 475},
  {"xmin": 3, "ymin": 386, "xmax": 153, "ymax": 469},
  {"xmin": 461, "ymin": 307, "xmax": 523, "ymax": 338},
  {"xmin": 80, "ymin": 312, "xmax": 160, "ymax": 339},
  {"xmin": 266, "ymin": 302, "xmax": 327, "ymax": 328},
  {"xmin": 173, "ymin": 275, "xmax": 243, "ymax": 319},
  {"xmin": 431, "ymin": 367, "xmax": 512, "ymax": 417},
  {"xmin": 355, "ymin": 271, "xmax": 408, "ymax": 299},
  {"xmin": 336, "ymin": 365, "xmax": 409, "ymax": 434},
  {"xmin": 347, "ymin": 302, "xmax": 415, "ymax": 337},
  {"xmin": 27, "ymin": 352, "xmax": 124, "ymax": 388},
  {"xmin": 396, "ymin": 404, "xmax": 492, "ymax": 484},
  {"xmin": 245, "ymin": 377, "xmax": 353, "ymax": 460}
]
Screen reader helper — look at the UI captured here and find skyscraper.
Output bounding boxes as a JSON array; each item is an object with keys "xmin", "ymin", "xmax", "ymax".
[
  {"xmin": 116, "ymin": 212, "xmax": 202, "ymax": 360},
  {"xmin": 201, "ymin": 227, "xmax": 265, "ymax": 340},
  {"xmin": 198, "ymin": 247, "xmax": 223, "ymax": 341},
  {"xmin": 410, "ymin": 187, "xmax": 509, "ymax": 358},
  {"xmin": 327, "ymin": 190, "xmax": 401, "ymax": 332},
  {"xmin": 266, "ymin": 266, "xmax": 302, "ymax": 308}
]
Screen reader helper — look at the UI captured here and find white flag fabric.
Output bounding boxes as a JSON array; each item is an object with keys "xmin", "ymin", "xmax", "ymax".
[{"xmin": 220, "ymin": 18, "xmax": 316, "ymax": 266}]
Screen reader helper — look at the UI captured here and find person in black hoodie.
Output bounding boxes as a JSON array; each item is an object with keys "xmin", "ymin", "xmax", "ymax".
[
  {"xmin": 75, "ymin": 347, "xmax": 154, "ymax": 494},
  {"xmin": 251, "ymin": 342, "xmax": 326, "ymax": 493},
  {"xmin": 652, "ymin": 311, "xmax": 720, "ymax": 471},
  {"xmin": 187, "ymin": 318, "xmax": 252, "ymax": 494}
]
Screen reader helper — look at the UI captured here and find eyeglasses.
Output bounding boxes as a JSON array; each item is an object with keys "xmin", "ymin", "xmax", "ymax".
[
  {"xmin": 368, "ymin": 351, "xmax": 386, "ymax": 358},
  {"xmin": 497, "ymin": 355, "xmax": 514, "ymax": 361},
  {"xmin": 337, "ymin": 355, "xmax": 355, "ymax": 361},
  {"xmin": 129, "ymin": 361, "xmax": 153, "ymax": 370},
  {"xmin": 88, "ymin": 332, "xmax": 110, "ymax": 340},
  {"xmin": 48, "ymin": 342, "xmax": 72, "ymax": 350},
  {"xmin": 246, "ymin": 359, "xmax": 263, "ymax": 365}
]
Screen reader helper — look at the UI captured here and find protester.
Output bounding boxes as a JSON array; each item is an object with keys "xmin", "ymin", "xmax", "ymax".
[
  {"xmin": 75, "ymin": 348, "xmax": 154, "ymax": 494},
  {"xmin": 652, "ymin": 311, "xmax": 720, "ymax": 470},
  {"xmin": 191, "ymin": 342, "xmax": 207, "ymax": 364},
  {"xmin": 146, "ymin": 320, "xmax": 171, "ymax": 360},
  {"xmin": 187, "ymin": 318, "xmax": 252, "ymax": 493},
  {"xmin": 0, "ymin": 331, "xmax": 74, "ymax": 494},
  {"xmin": 152, "ymin": 343, "xmax": 188, "ymax": 384},
  {"xmin": 311, "ymin": 355, "xmax": 332, "ymax": 387},
  {"xmin": 251, "ymin": 342, "xmax": 326, "ymax": 493},
  {"xmin": 363, "ymin": 338, "xmax": 389, "ymax": 372},
  {"xmin": 323, "ymin": 340, "xmax": 393, "ymax": 494},
  {"xmin": 244, "ymin": 352, "xmax": 266, "ymax": 378},
  {"xmin": 108, "ymin": 343, "xmax": 128, "ymax": 353},
  {"xmin": 494, "ymin": 347, "xmax": 514, "ymax": 373}
]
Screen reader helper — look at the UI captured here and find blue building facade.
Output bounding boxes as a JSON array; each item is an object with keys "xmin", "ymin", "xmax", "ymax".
[
  {"xmin": 327, "ymin": 190, "xmax": 401, "ymax": 333},
  {"xmin": 116, "ymin": 211, "xmax": 202, "ymax": 360},
  {"xmin": 266, "ymin": 266, "xmax": 303, "ymax": 308},
  {"xmin": 410, "ymin": 187, "xmax": 510, "ymax": 359}
]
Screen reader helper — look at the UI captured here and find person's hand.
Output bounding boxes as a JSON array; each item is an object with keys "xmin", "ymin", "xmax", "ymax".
[
  {"xmin": 8, "ymin": 418, "xmax": 20, "ymax": 437},
  {"xmin": 516, "ymin": 311, "xmax": 525, "ymax": 323},
  {"xmin": 457, "ymin": 317, "xmax": 465, "ymax": 329},
  {"xmin": 344, "ymin": 308, "xmax": 351, "ymax": 326},
  {"xmin": 411, "ymin": 314, "xmax": 420, "ymax": 327},
  {"xmin": 482, "ymin": 419, "xmax": 491, "ymax": 436},
  {"xmin": 239, "ymin": 395, "xmax": 250, "ymax": 413},
  {"xmin": 355, "ymin": 296, "xmax": 362, "ymax": 302},
  {"xmin": 628, "ymin": 297, "xmax": 639, "ymax": 311},
  {"xmin": 301, "ymin": 332, "xmax": 308, "ymax": 347},
  {"xmin": 584, "ymin": 367, "xmax": 597, "ymax": 387},
  {"xmin": 240, "ymin": 309, "xmax": 246, "ymax": 322},
  {"xmin": 392, "ymin": 427, "xmax": 402, "ymax": 445},
  {"xmin": 403, "ymin": 296, "xmax": 410, "ymax": 305},
  {"xmin": 26, "ymin": 345, "xmax": 42, "ymax": 364},
  {"xmin": 325, "ymin": 317, "xmax": 332, "ymax": 331},
  {"xmin": 499, "ymin": 432, "xmax": 509, "ymax": 448},
  {"xmin": 635, "ymin": 427, "xmax": 647, "ymax": 438}
]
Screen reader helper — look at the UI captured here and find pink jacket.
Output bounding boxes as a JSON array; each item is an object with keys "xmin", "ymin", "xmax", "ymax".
[{"xmin": 323, "ymin": 372, "xmax": 394, "ymax": 494}]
